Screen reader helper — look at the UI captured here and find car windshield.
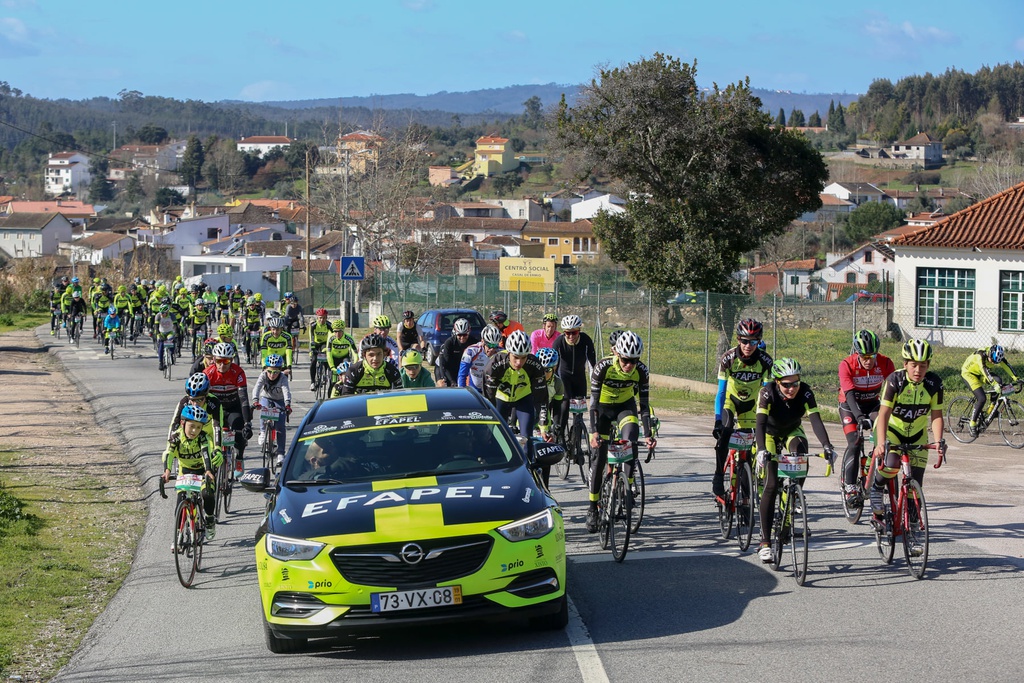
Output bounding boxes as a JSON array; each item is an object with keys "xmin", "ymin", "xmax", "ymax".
[
  {"xmin": 440, "ymin": 313, "xmax": 484, "ymax": 331},
  {"xmin": 286, "ymin": 421, "xmax": 520, "ymax": 483}
]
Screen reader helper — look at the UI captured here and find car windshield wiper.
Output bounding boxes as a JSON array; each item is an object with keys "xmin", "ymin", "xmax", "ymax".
[{"xmin": 284, "ymin": 478, "xmax": 347, "ymax": 486}]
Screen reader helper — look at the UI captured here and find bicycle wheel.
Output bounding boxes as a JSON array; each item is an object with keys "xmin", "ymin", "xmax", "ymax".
[
  {"xmin": 316, "ymin": 363, "xmax": 329, "ymax": 401},
  {"xmin": 997, "ymin": 399, "xmax": 1024, "ymax": 449},
  {"xmin": 174, "ymin": 499, "xmax": 197, "ymax": 588},
  {"xmin": 576, "ymin": 422, "xmax": 593, "ymax": 486},
  {"xmin": 946, "ymin": 396, "xmax": 978, "ymax": 443},
  {"xmin": 736, "ymin": 461, "xmax": 755, "ymax": 552},
  {"xmin": 875, "ymin": 486, "xmax": 896, "ymax": 564},
  {"xmin": 629, "ymin": 459, "xmax": 645, "ymax": 534},
  {"xmin": 553, "ymin": 429, "xmax": 571, "ymax": 481},
  {"xmin": 222, "ymin": 451, "xmax": 233, "ymax": 514},
  {"xmin": 840, "ymin": 448, "xmax": 864, "ymax": 525},
  {"xmin": 718, "ymin": 460, "xmax": 734, "ymax": 540},
  {"xmin": 902, "ymin": 479, "xmax": 929, "ymax": 579},
  {"xmin": 768, "ymin": 490, "xmax": 786, "ymax": 572},
  {"xmin": 193, "ymin": 506, "xmax": 205, "ymax": 572},
  {"xmin": 789, "ymin": 485, "xmax": 809, "ymax": 586},
  {"xmin": 164, "ymin": 347, "xmax": 173, "ymax": 381},
  {"xmin": 214, "ymin": 462, "xmax": 226, "ymax": 521},
  {"xmin": 608, "ymin": 475, "xmax": 632, "ymax": 562},
  {"xmin": 599, "ymin": 476, "xmax": 613, "ymax": 551}
]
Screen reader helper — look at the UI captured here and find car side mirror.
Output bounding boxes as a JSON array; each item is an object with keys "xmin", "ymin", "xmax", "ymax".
[
  {"xmin": 239, "ymin": 467, "xmax": 272, "ymax": 492},
  {"xmin": 532, "ymin": 442, "xmax": 566, "ymax": 469}
]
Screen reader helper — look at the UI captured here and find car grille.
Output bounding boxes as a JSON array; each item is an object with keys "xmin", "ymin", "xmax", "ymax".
[{"xmin": 331, "ymin": 535, "xmax": 493, "ymax": 589}]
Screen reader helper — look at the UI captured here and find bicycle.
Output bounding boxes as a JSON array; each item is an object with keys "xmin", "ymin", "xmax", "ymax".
[
  {"xmin": 597, "ymin": 439, "xmax": 634, "ymax": 562},
  {"xmin": 108, "ymin": 328, "xmax": 121, "ymax": 361},
  {"xmin": 311, "ymin": 347, "xmax": 330, "ymax": 401},
  {"xmin": 259, "ymin": 404, "xmax": 285, "ymax": 475},
  {"xmin": 946, "ymin": 380, "xmax": 1024, "ymax": 448},
  {"xmin": 840, "ymin": 421, "xmax": 874, "ymax": 524},
  {"xmin": 191, "ymin": 323, "xmax": 208, "ymax": 360},
  {"xmin": 159, "ymin": 473, "xmax": 208, "ymax": 589},
  {"xmin": 871, "ymin": 442, "xmax": 942, "ymax": 579},
  {"xmin": 718, "ymin": 428, "xmax": 756, "ymax": 551},
  {"xmin": 162, "ymin": 335, "xmax": 176, "ymax": 381},
  {"xmin": 563, "ymin": 398, "xmax": 592, "ymax": 484},
  {"xmin": 761, "ymin": 450, "xmax": 832, "ymax": 586},
  {"xmin": 130, "ymin": 310, "xmax": 144, "ymax": 345},
  {"xmin": 213, "ymin": 427, "xmax": 235, "ymax": 520},
  {"xmin": 246, "ymin": 328, "xmax": 262, "ymax": 368},
  {"xmin": 68, "ymin": 314, "xmax": 83, "ymax": 347}
]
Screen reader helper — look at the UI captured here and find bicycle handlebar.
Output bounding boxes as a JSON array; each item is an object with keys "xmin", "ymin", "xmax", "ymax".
[
  {"xmin": 885, "ymin": 441, "xmax": 947, "ymax": 469},
  {"xmin": 158, "ymin": 473, "xmax": 178, "ymax": 500}
]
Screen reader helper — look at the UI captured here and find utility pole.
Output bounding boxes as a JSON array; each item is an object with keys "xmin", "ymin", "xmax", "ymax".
[
  {"xmin": 305, "ymin": 149, "xmax": 311, "ymax": 284},
  {"xmin": 112, "ymin": 122, "xmax": 116, "ymax": 151}
]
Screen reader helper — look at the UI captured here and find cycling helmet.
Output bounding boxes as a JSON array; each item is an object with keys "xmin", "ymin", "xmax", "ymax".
[
  {"xmin": 609, "ymin": 329, "xmax": 623, "ymax": 347},
  {"xmin": 542, "ymin": 313, "xmax": 558, "ymax": 323},
  {"xmin": 452, "ymin": 318, "xmax": 471, "ymax": 335},
  {"xmin": 402, "ymin": 350, "xmax": 423, "ymax": 366},
  {"xmin": 217, "ymin": 285, "xmax": 226, "ymax": 293},
  {"xmin": 202, "ymin": 340, "xmax": 217, "ymax": 356},
  {"xmin": 331, "ymin": 319, "xmax": 346, "ymax": 331},
  {"xmin": 536, "ymin": 347, "xmax": 559, "ymax": 368},
  {"xmin": 771, "ymin": 357, "xmax": 802, "ymax": 379},
  {"xmin": 92, "ymin": 277, "xmax": 100, "ymax": 284},
  {"xmin": 118, "ymin": 284, "xmax": 127, "ymax": 293},
  {"xmin": 315, "ymin": 308, "xmax": 328, "ymax": 317},
  {"xmin": 254, "ymin": 293, "xmax": 262, "ymax": 301},
  {"xmin": 72, "ymin": 290, "xmax": 81, "ymax": 299},
  {"xmin": 108, "ymin": 306, "xmax": 117, "ymax": 315},
  {"xmin": 505, "ymin": 330, "xmax": 531, "ymax": 356},
  {"xmin": 264, "ymin": 354, "xmax": 284, "ymax": 369},
  {"xmin": 217, "ymin": 323, "xmax": 232, "ymax": 337},
  {"xmin": 267, "ymin": 316, "xmax": 283, "ymax": 329},
  {"xmin": 245, "ymin": 289, "xmax": 252, "ymax": 296},
  {"xmin": 490, "ymin": 310, "xmax": 508, "ymax": 325},
  {"xmin": 403, "ymin": 310, "xmax": 415, "ymax": 320},
  {"xmin": 901, "ymin": 339, "xmax": 933, "ymax": 362},
  {"xmin": 615, "ymin": 331, "xmax": 643, "ymax": 360},
  {"xmin": 990, "ymin": 344, "xmax": 1006, "ymax": 364},
  {"xmin": 233, "ymin": 283, "xmax": 241, "ymax": 290},
  {"xmin": 336, "ymin": 360, "xmax": 351, "ymax": 375},
  {"xmin": 736, "ymin": 318, "xmax": 763, "ymax": 340},
  {"xmin": 284, "ymin": 291, "xmax": 294, "ymax": 299},
  {"xmin": 195, "ymin": 300, "xmax": 205, "ymax": 309},
  {"xmin": 757, "ymin": 340, "xmax": 767, "ymax": 351},
  {"xmin": 157, "ymin": 304, "xmax": 169, "ymax": 313},
  {"xmin": 360, "ymin": 333, "xmax": 387, "ymax": 353},
  {"xmin": 212, "ymin": 342, "xmax": 235, "ymax": 359},
  {"xmin": 185, "ymin": 373, "xmax": 210, "ymax": 398},
  {"xmin": 481, "ymin": 324, "xmax": 502, "ymax": 347},
  {"xmin": 854, "ymin": 329, "xmax": 880, "ymax": 356},
  {"xmin": 71, "ymin": 277, "xmax": 79, "ymax": 284},
  {"xmin": 180, "ymin": 404, "xmax": 210, "ymax": 424},
  {"xmin": 372, "ymin": 315, "xmax": 391, "ymax": 329},
  {"xmin": 560, "ymin": 314, "xmax": 582, "ymax": 331}
]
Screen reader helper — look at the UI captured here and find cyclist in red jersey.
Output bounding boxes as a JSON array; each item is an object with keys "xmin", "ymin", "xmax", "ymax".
[
  {"xmin": 204, "ymin": 342, "xmax": 253, "ymax": 473},
  {"xmin": 838, "ymin": 330, "xmax": 896, "ymax": 504}
]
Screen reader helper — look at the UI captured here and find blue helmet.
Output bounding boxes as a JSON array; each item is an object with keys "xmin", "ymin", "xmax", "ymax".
[
  {"xmin": 265, "ymin": 354, "xmax": 285, "ymax": 369},
  {"xmin": 71, "ymin": 277, "xmax": 80, "ymax": 284},
  {"xmin": 180, "ymin": 404, "xmax": 210, "ymax": 424},
  {"xmin": 536, "ymin": 347, "xmax": 559, "ymax": 369},
  {"xmin": 990, "ymin": 345, "xmax": 1006, "ymax": 364},
  {"xmin": 185, "ymin": 372, "xmax": 210, "ymax": 398},
  {"xmin": 108, "ymin": 306, "xmax": 117, "ymax": 315}
]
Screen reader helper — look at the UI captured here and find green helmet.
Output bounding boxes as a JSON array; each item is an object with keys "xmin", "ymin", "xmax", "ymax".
[
  {"xmin": 853, "ymin": 329, "xmax": 880, "ymax": 355},
  {"xmin": 372, "ymin": 315, "xmax": 391, "ymax": 329},
  {"xmin": 901, "ymin": 339, "xmax": 933, "ymax": 362},
  {"xmin": 771, "ymin": 357, "xmax": 802, "ymax": 380},
  {"xmin": 331, "ymin": 319, "xmax": 346, "ymax": 331}
]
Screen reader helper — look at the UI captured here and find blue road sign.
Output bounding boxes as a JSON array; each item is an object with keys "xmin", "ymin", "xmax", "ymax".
[{"xmin": 341, "ymin": 256, "xmax": 365, "ymax": 280}]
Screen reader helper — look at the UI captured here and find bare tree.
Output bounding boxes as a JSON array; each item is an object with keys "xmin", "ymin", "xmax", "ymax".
[{"xmin": 954, "ymin": 148, "xmax": 1024, "ymax": 200}]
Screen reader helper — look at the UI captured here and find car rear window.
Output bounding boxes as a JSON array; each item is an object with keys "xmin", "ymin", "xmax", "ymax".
[{"xmin": 440, "ymin": 312, "xmax": 485, "ymax": 331}]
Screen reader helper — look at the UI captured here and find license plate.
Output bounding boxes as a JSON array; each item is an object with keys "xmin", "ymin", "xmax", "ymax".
[{"xmin": 371, "ymin": 585, "xmax": 462, "ymax": 613}]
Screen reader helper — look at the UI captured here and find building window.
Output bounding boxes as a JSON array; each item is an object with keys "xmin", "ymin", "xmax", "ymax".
[
  {"xmin": 846, "ymin": 273, "xmax": 857, "ymax": 283},
  {"xmin": 916, "ymin": 267, "xmax": 975, "ymax": 328},
  {"xmin": 864, "ymin": 250, "xmax": 873, "ymax": 264},
  {"xmin": 519, "ymin": 209, "xmax": 524, "ymax": 217},
  {"xmin": 867, "ymin": 272, "xmax": 878, "ymax": 283},
  {"xmin": 789, "ymin": 275, "xmax": 799, "ymax": 285},
  {"xmin": 563, "ymin": 255, "xmax": 571, "ymax": 265},
  {"xmin": 1000, "ymin": 271, "xmax": 1024, "ymax": 331},
  {"xmin": 547, "ymin": 238, "xmax": 558, "ymax": 246}
]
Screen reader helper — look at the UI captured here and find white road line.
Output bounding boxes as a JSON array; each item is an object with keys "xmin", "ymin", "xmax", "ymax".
[{"xmin": 566, "ymin": 595, "xmax": 610, "ymax": 683}]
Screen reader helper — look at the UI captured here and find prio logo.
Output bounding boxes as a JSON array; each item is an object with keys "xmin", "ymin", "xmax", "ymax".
[
  {"xmin": 307, "ymin": 580, "xmax": 333, "ymax": 589},
  {"xmin": 501, "ymin": 559, "xmax": 524, "ymax": 572}
]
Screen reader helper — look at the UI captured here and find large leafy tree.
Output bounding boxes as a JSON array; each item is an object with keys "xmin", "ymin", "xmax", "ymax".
[
  {"xmin": 842, "ymin": 201, "xmax": 906, "ymax": 243},
  {"xmin": 555, "ymin": 53, "xmax": 828, "ymax": 293},
  {"xmin": 179, "ymin": 135, "xmax": 204, "ymax": 195}
]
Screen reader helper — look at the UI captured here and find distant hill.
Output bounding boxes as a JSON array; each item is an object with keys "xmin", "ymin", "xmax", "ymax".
[{"xmin": 249, "ymin": 83, "xmax": 861, "ymax": 118}]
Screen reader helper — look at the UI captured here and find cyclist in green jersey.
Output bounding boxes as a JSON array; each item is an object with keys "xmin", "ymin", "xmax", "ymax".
[
  {"xmin": 585, "ymin": 331, "xmax": 656, "ymax": 533},
  {"xmin": 400, "ymin": 350, "xmax": 435, "ymax": 388},
  {"xmin": 260, "ymin": 315, "xmax": 294, "ymax": 374},
  {"xmin": 335, "ymin": 333, "xmax": 402, "ymax": 396},
  {"xmin": 307, "ymin": 308, "xmax": 332, "ymax": 391},
  {"xmin": 870, "ymin": 339, "xmax": 946, "ymax": 529},
  {"xmin": 325, "ymin": 320, "xmax": 357, "ymax": 394},
  {"xmin": 712, "ymin": 319, "xmax": 773, "ymax": 502},
  {"xmin": 162, "ymin": 405, "xmax": 223, "ymax": 540},
  {"xmin": 960, "ymin": 344, "xmax": 1019, "ymax": 437},
  {"xmin": 535, "ymin": 347, "xmax": 566, "ymax": 445}
]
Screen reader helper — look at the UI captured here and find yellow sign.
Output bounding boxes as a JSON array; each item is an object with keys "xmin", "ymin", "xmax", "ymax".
[{"xmin": 499, "ymin": 257, "xmax": 555, "ymax": 293}]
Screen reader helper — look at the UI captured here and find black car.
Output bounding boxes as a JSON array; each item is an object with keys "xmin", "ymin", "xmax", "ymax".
[{"xmin": 416, "ymin": 308, "xmax": 486, "ymax": 364}]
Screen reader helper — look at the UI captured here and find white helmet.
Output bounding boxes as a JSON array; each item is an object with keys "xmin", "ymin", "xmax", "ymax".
[
  {"xmin": 505, "ymin": 330, "xmax": 531, "ymax": 356},
  {"xmin": 213, "ymin": 342, "xmax": 235, "ymax": 359},
  {"xmin": 614, "ymin": 331, "xmax": 643, "ymax": 360},
  {"xmin": 481, "ymin": 324, "xmax": 502, "ymax": 346},
  {"xmin": 452, "ymin": 318, "xmax": 471, "ymax": 335},
  {"xmin": 560, "ymin": 314, "xmax": 583, "ymax": 331}
]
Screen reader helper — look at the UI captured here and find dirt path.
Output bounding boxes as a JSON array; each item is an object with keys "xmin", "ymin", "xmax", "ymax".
[{"xmin": 0, "ymin": 329, "xmax": 143, "ymax": 682}]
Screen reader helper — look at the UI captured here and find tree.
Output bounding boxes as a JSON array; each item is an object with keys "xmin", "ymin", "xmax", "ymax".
[
  {"xmin": 203, "ymin": 139, "xmax": 246, "ymax": 195},
  {"xmin": 137, "ymin": 124, "xmax": 169, "ymax": 144},
  {"xmin": 787, "ymin": 109, "xmax": 806, "ymax": 127},
  {"xmin": 776, "ymin": 108, "xmax": 786, "ymax": 126},
  {"xmin": 808, "ymin": 111, "xmax": 822, "ymax": 127},
  {"xmin": 522, "ymin": 96, "xmax": 543, "ymax": 130},
  {"xmin": 125, "ymin": 172, "xmax": 145, "ymax": 202},
  {"xmin": 88, "ymin": 173, "xmax": 114, "ymax": 203},
  {"xmin": 179, "ymin": 135, "xmax": 204, "ymax": 195},
  {"xmin": 842, "ymin": 201, "xmax": 905, "ymax": 243},
  {"xmin": 155, "ymin": 187, "xmax": 186, "ymax": 206},
  {"xmin": 829, "ymin": 103, "xmax": 847, "ymax": 133},
  {"xmin": 554, "ymin": 53, "xmax": 827, "ymax": 294}
]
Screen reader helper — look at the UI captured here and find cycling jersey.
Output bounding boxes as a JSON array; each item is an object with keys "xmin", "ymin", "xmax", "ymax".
[
  {"xmin": 715, "ymin": 347, "xmax": 773, "ymax": 422},
  {"xmin": 283, "ymin": 303, "xmax": 304, "ymax": 329},
  {"xmin": 838, "ymin": 352, "xmax": 896, "ymax": 409},
  {"xmin": 112, "ymin": 293, "xmax": 132, "ymax": 314},
  {"xmin": 961, "ymin": 349, "xmax": 1019, "ymax": 391},
  {"xmin": 437, "ymin": 335, "xmax": 474, "ymax": 386},
  {"xmin": 168, "ymin": 395, "xmax": 223, "ymax": 442},
  {"xmin": 589, "ymin": 356, "xmax": 652, "ymax": 435},
  {"xmin": 458, "ymin": 343, "xmax": 493, "ymax": 389},
  {"xmin": 204, "ymin": 363, "xmax": 250, "ymax": 409},
  {"xmin": 190, "ymin": 308, "xmax": 211, "ymax": 326},
  {"xmin": 336, "ymin": 359, "xmax": 402, "ymax": 396},
  {"xmin": 401, "ymin": 367, "xmax": 435, "ymax": 388},
  {"xmin": 398, "ymin": 323, "xmax": 421, "ymax": 351},
  {"xmin": 755, "ymin": 381, "xmax": 830, "ymax": 452},
  {"xmin": 308, "ymin": 321, "xmax": 331, "ymax": 348},
  {"xmin": 326, "ymin": 334, "xmax": 357, "ymax": 370},
  {"xmin": 553, "ymin": 333, "xmax": 597, "ymax": 398},
  {"xmin": 260, "ymin": 331, "xmax": 294, "ymax": 367},
  {"xmin": 162, "ymin": 428, "xmax": 218, "ymax": 473},
  {"xmin": 482, "ymin": 352, "xmax": 547, "ymax": 405},
  {"xmin": 880, "ymin": 369, "xmax": 943, "ymax": 445},
  {"xmin": 530, "ymin": 328, "xmax": 560, "ymax": 353},
  {"xmin": 252, "ymin": 371, "xmax": 292, "ymax": 406}
]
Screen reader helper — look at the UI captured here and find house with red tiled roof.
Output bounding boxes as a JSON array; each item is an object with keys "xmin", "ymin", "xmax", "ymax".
[
  {"xmin": 748, "ymin": 259, "xmax": 820, "ymax": 299},
  {"xmin": 890, "ymin": 180, "xmax": 1024, "ymax": 348},
  {"xmin": 472, "ymin": 135, "xmax": 517, "ymax": 177},
  {"xmin": 522, "ymin": 219, "xmax": 601, "ymax": 264},
  {"xmin": 65, "ymin": 232, "xmax": 136, "ymax": 265},
  {"xmin": 236, "ymin": 135, "xmax": 292, "ymax": 157},
  {"xmin": 814, "ymin": 245, "xmax": 895, "ymax": 300},
  {"xmin": 890, "ymin": 132, "xmax": 944, "ymax": 169},
  {"xmin": 800, "ymin": 193, "xmax": 855, "ymax": 222}
]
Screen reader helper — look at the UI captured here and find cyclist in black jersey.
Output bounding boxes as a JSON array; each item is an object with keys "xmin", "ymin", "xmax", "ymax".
[
  {"xmin": 553, "ymin": 314, "xmax": 597, "ymax": 427},
  {"xmin": 398, "ymin": 310, "xmax": 424, "ymax": 352},
  {"xmin": 482, "ymin": 330, "xmax": 548, "ymax": 444}
]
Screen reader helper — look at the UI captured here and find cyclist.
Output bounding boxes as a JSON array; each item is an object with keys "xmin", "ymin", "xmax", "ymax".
[
  {"xmin": 436, "ymin": 318, "xmax": 475, "ymax": 387},
  {"xmin": 335, "ymin": 333, "xmax": 402, "ymax": 396},
  {"xmin": 162, "ymin": 405, "xmax": 222, "ymax": 541},
  {"xmin": 49, "ymin": 280, "xmax": 64, "ymax": 335},
  {"xmin": 282, "ymin": 293, "xmax": 305, "ymax": 358},
  {"xmin": 960, "ymin": 344, "xmax": 1020, "ymax": 437},
  {"xmin": 241, "ymin": 299, "xmax": 263, "ymax": 360},
  {"xmin": 838, "ymin": 330, "xmax": 896, "ymax": 505},
  {"xmin": 189, "ymin": 338, "xmax": 219, "ymax": 377},
  {"xmin": 530, "ymin": 313, "xmax": 561, "ymax": 353},
  {"xmin": 400, "ymin": 349, "xmax": 435, "ymax": 388},
  {"xmin": 260, "ymin": 315, "xmax": 294, "ymax": 374},
  {"xmin": 536, "ymin": 347, "xmax": 566, "ymax": 448},
  {"xmin": 307, "ymin": 308, "xmax": 332, "ymax": 391},
  {"xmin": 204, "ymin": 342, "xmax": 253, "ymax": 474},
  {"xmin": 397, "ymin": 310, "xmax": 424, "ymax": 353},
  {"xmin": 102, "ymin": 305, "xmax": 121, "ymax": 354},
  {"xmin": 368, "ymin": 314, "xmax": 401, "ymax": 365},
  {"xmin": 553, "ymin": 314, "xmax": 597, "ymax": 437},
  {"xmin": 252, "ymin": 354, "xmax": 293, "ymax": 468},
  {"xmin": 153, "ymin": 304, "xmax": 178, "ymax": 372},
  {"xmin": 90, "ymin": 280, "xmax": 108, "ymax": 339},
  {"xmin": 754, "ymin": 358, "xmax": 837, "ymax": 562},
  {"xmin": 870, "ymin": 339, "xmax": 946, "ymax": 538},
  {"xmin": 325, "ymin": 320, "xmax": 357, "ymax": 394},
  {"xmin": 489, "ymin": 310, "xmax": 525, "ymax": 347},
  {"xmin": 215, "ymin": 286, "xmax": 231, "ymax": 324},
  {"xmin": 186, "ymin": 299, "xmax": 211, "ymax": 350},
  {"xmin": 483, "ymin": 329, "xmax": 548, "ymax": 444},
  {"xmin": 229, "ymin": 284, "xmax": 245, "ymax": 322},
  {"xmin": 458, "ymin": 324, "xmax": 503, "ymax": 390},
  {"xmin": 585, "ymin": 331, "xmax": 656, "ymax": 533},
  {"xmin": 93, "ymin": 284, "xmax": 114, "ymax": 338},
  {"xmin": 168, "ymin": 373, "xmax": 224, "ymax": 445},
  {"xmin": 712, "ymin": 319, "xmax": 773, "ymax": 503}
]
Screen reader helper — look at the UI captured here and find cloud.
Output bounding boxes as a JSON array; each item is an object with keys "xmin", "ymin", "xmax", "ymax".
[
  {"xmin": 862, "ymin": 16, "xmax": 957, "ymax": 45},
  {"xmin": 0, "ymin": 17, "xmax": 38, "ymax": 57},
  {"xmin": 505, "ymin": 30, "xmax": 527, "ymax": 43},
  {"xmin": 402, "ymin": 0, "xmax": 434, "ymax": 10},
  {"xmin": 238, "ymin": 80, "xmax": 295, "ymax": 102},
  {"xmin": 248, "ymin": 31, "xmax": 311, "ymax": 58}
]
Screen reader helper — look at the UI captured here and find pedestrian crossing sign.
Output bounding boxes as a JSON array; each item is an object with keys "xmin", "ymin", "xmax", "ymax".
[{"xmin": 341, "ymin": 256, "xmax": 365, "ymax": 280}]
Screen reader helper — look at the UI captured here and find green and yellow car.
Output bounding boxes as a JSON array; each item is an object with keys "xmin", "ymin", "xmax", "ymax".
[{"xmin": 240, "ymin": 387, "xmax": 567, "ymax": 653}]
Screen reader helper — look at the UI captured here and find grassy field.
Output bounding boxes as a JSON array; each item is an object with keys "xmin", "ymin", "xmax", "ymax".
[{"xmin": 0, "ymin": 312, "xmax": 50, "ymax": 335}]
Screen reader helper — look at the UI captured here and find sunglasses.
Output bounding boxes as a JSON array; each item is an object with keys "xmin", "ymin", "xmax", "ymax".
[
  {"xmin": 619, "ymin": 359, "xmax": 637, "ymax": 366},
  {"xmin": 456, "ymin": 333, "xmax": 469, "ymax": 338},
  {"xmin": 266, "ymin": 369, "xmax": 281, "ymax": 375},
  {"xmin": 859, "ymin": 354, "xmax": 877, "ymax": 360},
  {"xmin": 564, "ymin": 330, "xmax": 580, "ymax": 336},
  {"xmin": 777, "ymin": 380, "xmax": 800, "ymax": 388},
  {"xmin": 214, "ymin": 356, "xmax": 232, "ymax": 362},
  {"xmin": 738, "ymin": 338, "xmax": 759, "ymax": 346}
]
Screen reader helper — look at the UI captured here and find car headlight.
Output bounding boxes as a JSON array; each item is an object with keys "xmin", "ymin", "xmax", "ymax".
[
  {"xmin": 497, "ymin": 509, "xmax": 554, "ymax": 542},
  {"xmin": 265, "ymin": 533, "xmax": 326, "ymax": 561}
]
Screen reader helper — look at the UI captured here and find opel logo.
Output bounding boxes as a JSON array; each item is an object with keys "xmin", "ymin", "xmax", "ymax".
[{"xmin": 400, "ymin": 543, "xmax": 424, "ymax": 565}]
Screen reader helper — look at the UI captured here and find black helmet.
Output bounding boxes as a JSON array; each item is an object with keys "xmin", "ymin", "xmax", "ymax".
[{"xmin": 360, "ymin": 333, "xmax": 387, "ymax": 353}]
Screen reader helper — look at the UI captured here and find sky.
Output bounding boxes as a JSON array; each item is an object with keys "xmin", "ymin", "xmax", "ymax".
[{"xmin": 0, "ymin": 0, "xmax": 1022, "ymax": 103}]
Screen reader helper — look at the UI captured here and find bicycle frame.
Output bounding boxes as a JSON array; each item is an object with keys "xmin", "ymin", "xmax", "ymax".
[{"xmin": 873, "ymin": 442, "xmax": 940, "ymax": 578}]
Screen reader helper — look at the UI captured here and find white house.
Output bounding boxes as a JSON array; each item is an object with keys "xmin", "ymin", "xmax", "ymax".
[
  {"xmin": 890, "ymin": 132, "xmax": 944, "ymax": 169},
  {"xmin": 237, "ymin": 135, "xmax": 292, "ymax": 156},
  {"xmin": 571, "ymin": 194, "xmax": 626, "ymax": 222},
  {"xmin": 891, "ymin": 180, "xmax": 1024, "ymax": 350},
  {"xmin": 0, "ymin": 212, "xmax": 74, "ymax": 258},
  {"xmin": 814, "ymin": 244, "xmax": 895, "ymax": 300},
  {"xmin": 66, "ymin": 232, "xmax": 135, "ymax": 265},
  {"xmin": 480, "ymin": 198, "xmax": 545, "ymax": 221},
  {"xmin": 44, "ymin": 152, "xmax": 92, "ymax": 197},
  {"xmin": 822, "ymin": 182, "xmax": 887, "ymax": 207},
  {"xmin": 137, "ymin": 214, "xmax": 232, "ymax": 259},
  {"xmin": 180, "ymin": 254, "xmax": 292, "ymax": 279},
  {"xmin": 800, "ymin": 193, "xmax": 855, "ymax": 223}
]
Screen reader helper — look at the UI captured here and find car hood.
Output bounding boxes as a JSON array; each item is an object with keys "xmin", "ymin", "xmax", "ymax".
[{"xmin": 266, "ymin": 467, "xmax": 549, "ymax": 540}]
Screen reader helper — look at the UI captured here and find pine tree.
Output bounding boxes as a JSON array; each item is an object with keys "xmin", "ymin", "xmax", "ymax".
[{"xmin": 776, "ymin": 108, "xmax": 786, "ymax": 126}]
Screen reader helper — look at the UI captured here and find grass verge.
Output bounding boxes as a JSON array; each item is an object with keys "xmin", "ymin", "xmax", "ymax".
[
  {"xmin": 0, "ymin": 450, "xmax": 145, "ymax": 681},
  {"xmin": 0, "ymin": 313, "xmax": 50, "ymax": 335}
]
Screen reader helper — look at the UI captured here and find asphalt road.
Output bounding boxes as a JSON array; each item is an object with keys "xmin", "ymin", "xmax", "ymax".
[{"xmin": 39, "ymin": 328, "xmax": 1024, "ymax": 683}]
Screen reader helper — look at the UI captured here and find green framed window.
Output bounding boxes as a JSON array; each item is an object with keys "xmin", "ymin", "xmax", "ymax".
[{"xmin": 916, "ymin": 267, "xmax": 974, "ymax": 328}]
